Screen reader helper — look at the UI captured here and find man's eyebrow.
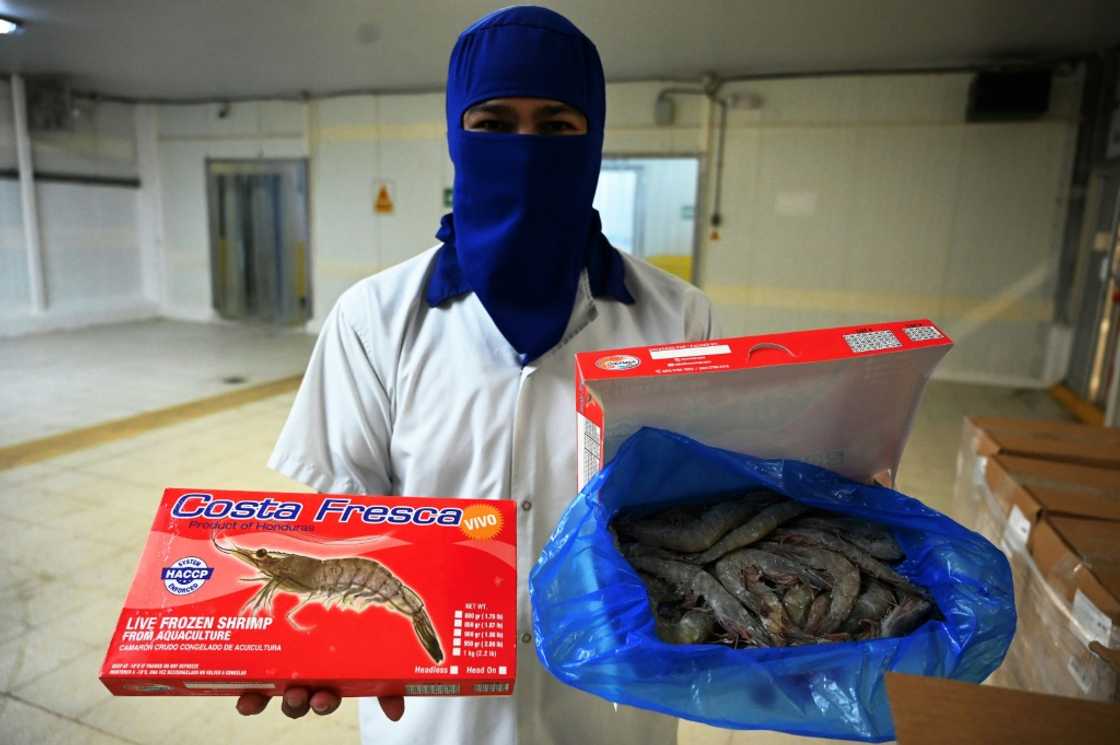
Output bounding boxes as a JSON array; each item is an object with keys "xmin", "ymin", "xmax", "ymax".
[
  {"xmin": 464, "ymin": 103, "xmax": 518, "ymax": 117},
  {"xmin": 533, "ymin": 104, "xmax": 582, "ymax": 119}
]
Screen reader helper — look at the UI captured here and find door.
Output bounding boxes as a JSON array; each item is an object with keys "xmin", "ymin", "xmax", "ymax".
[
  {"xmin": 593, "ymin": 156, "xmax": 701, "ymax": 283},
  {"xmin": 206, "ymin": 159, "xmax": 311, "ymax": 325},
  {"xmin": 1066, "ymin": 167, "xmax": 1120, "ymax": 410}
]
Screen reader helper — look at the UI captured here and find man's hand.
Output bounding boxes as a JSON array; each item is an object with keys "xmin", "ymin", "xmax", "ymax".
[{"xmin": 236, "ymin": 688, "xmax": 404, "ymax": 721}]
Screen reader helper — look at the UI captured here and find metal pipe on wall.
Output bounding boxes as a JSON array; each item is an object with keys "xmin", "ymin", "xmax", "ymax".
[
  {"xmin": 655, "ymin": 77, "xmax": 730, "ymax": 233},
  {"xmin": 11, "ymin": 74, "xmax": 46, "ymax": 312},
  {"xmin": 710, "ymin": 96, "xmax": 728, "ymax": 231}
]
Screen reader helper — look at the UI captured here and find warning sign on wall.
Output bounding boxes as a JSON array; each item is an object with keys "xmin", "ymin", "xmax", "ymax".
[{"xmin": 374, "ymin": 181, "xmax": 395, "ymax": 214}]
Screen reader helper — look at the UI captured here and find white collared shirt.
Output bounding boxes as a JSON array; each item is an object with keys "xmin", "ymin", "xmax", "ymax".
[{"xmin": 270, "ymin": 245, "xmax": 716, "ymax": 745}]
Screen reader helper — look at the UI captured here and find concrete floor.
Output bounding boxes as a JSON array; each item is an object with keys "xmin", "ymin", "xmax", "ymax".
[
  {"xmin": 0, "ymin": 380, "xmax": 1069, "ymax": 745},
  {"xmin": 0, "ymin": 320, "xmax": 315, "ymax": 447}
]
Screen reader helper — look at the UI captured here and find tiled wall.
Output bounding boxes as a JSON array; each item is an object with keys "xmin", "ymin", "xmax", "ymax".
[
  {"xmin": 154, "ymin": 100, "xmax": 308, "ymax": 322},
  {"xmin": 698, "ymin": 72, "xmax": 1082, "ymax": 385},
  {"xmin": 0, "ymin": 82, "xmax": 150, "ymax": 332},
  {"xmin": 1, "ymin": 71, "xmax": 1083, "ymax": 383},
  {"xmin": 154, "ymin": 82, "xmax": 707, "ymax": 326}
]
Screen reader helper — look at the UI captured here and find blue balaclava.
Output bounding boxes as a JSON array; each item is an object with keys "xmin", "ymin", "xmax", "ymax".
[{"xmin": 425, "ymin": 5, "xmax": 633, "ymax": 363}]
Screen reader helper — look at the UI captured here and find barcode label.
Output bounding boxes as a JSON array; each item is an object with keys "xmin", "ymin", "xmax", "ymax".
[
  {"xmin": 405, "ymin": 683, "xmax": 460, "ymax": 695},
  {"xmin": 183, "ymin": 682, "xmax": 274, "ymax": 690},
  {"xmin": 1071, "ymin": 590, "xmax": 1113, "ymax": 647},
  {"xmin": 843, "ymin": 330, "xmax": 901, "ymax": 353},
  {"xmin": 1001, "ymin": 505, "xmax": 1031, "ymax": 550},
  {"xmin": 1067, "ymin": 655, "xmax": 1093, "ymax": 694},
  {"xmin": 903, "ymin": 325, "xmax": 943, "ymax": 342},
  {"xmin": 577, "ymin": 413, "xmax": 602, "ymax": 491},
  {"xmin": 473, "ymin": 682, "xmax": 511, "ymax": 694},
  {"xmin": 649, "ymin": 343, "xmax": 731, "ymax": 360}
]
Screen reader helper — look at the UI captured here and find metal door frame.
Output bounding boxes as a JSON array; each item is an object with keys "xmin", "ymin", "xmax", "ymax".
[
  {"xmin": 598, "ymin": 162, "xmax": 645, "ymax": 257},
  {"xmin": 601, "ymin": 152, "xmax": 704, "ymax": 285},
  {"xmin": 205, "ymin": 158, "xmax": 312, "ymax": 325}
]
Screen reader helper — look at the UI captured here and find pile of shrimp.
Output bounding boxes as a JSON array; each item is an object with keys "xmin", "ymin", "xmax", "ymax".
[{"xmin": 612, "ymin": 491, "xmax": 937, "ymax": 648}]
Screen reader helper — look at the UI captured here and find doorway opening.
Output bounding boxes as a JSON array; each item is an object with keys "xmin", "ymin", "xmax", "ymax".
[
  {"xmin": 206, "ymin": 159, "xmax": 311, "ymax": 325},
  {"xmin": 593, "ymin": 156, "xmax": 701, "ymax": 283},
  {"xmin": 1066, "ymin": 165, "xmax": 1120, "ymax": 421}
]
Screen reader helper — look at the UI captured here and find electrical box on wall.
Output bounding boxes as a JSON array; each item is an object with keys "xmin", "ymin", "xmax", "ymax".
[
  {"xmin": 26, "ymin": 76, "xmax": 76, "ymax": 132},
  {"xmin": 967, "ymin": 69, "xmax": 1052, "ymax": 122}
]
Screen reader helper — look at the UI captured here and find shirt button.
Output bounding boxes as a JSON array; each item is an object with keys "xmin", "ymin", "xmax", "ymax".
[
  {"xmin": 520, "ymin": 500, "xmax": 532, "ymax": 512},
  {"xmin": 520, "ymin": 632, "xmax": 532, "ymax": 644}
]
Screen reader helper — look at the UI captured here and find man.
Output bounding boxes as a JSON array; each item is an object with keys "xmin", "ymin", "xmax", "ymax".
[{"xmin": 238, "ymin": 6, "xmax": 717, "ymax": 744}]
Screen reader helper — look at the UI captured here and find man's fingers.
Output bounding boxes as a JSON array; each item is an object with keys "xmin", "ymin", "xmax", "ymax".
[
  {"xmin": 378, "ymin": 695, "xmax": 405, "ymax": 721},
  {"xmin": 281, "ymin": 687, "xmax": 311, "ymax": 719},
  {"xmin": 236, "ymin": 693, "xmax": 270, "ymax": 716},
  {"xmin": 310, "ymin": 690, "xmax": 341, "ymax": 716},
  {"xmin": 281, "ymin": 699, "xmax": 310, "ymax": 719}
]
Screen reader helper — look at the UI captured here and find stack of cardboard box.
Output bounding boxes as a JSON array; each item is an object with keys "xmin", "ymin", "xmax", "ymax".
[
  {"xmin": 951, "ymin": 417, "xmax": 1120, "ymax": 701},
  {"xmin": 886, "ymin": 672, "xmax": 1120, "ymax": 745}
]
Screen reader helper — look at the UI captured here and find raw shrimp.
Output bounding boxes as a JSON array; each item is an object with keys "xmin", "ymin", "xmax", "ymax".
[
  {"xmin": 791, "ymin": 515, "xmax": 904, "ymax": 561},
  {"xmin": 782, "ymin": 583, "xmax": 815, "ymax": 629},
  {"xmin": 713, "ymin": 549, "xmax": 821, "ymax": 645},
  {"xmin": 615, "ymin": 492, "xmax": 778, "ymax": 553},
  {"xmin": 655, "ymin": 606, "xmax": 717, "ymax": 645},
  {"xmin": 841, "ymin": 578, "xmax": 896, "ymax": 636},
  {"xmin": 638, "ymin": 571, "xmax": 679, "ymax": 605},
  {"xmin": 688, "ymin": 501, "xmax": 809, "ymax": 565},
  {"xmin": 624, "ymin": 546, "xmax": 770, "ymax": 645},
  {"xmin": 881, "ymin": 594, "xmax": 933, "ymax": 637},
  {"xmin": 771, "ymin": 527, "xmax": 930, "ymax": 599},
  {"xmin": 760, "ymin": 543, "xmax": 859, "ymax": 635},
  {"xmin": 714, "ymin": 558, "xmax": 783, "ymax": 636},
  {"xmin": 805, "ymin": 592, "xmax": 830, "ymax": 633}
]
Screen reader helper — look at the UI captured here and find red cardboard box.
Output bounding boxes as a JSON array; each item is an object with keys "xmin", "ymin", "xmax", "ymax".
[
  {"xmin": 100, "ymin": 489, "xmax": 517, "ymax": 698},
  {"xmin": 575, "ymin": 319, "xmax": 952, "ymax": 490}
]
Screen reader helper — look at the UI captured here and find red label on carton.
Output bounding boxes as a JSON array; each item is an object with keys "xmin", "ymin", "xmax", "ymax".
[{"xmin": 100, "ymin": 489, "xmax": 517, "ymax": 698}]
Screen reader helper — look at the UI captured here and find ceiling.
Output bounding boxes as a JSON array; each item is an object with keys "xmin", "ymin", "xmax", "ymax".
[{"xmin": 5, "ymin": 0, "xmax": 1119, "ymax": 100}]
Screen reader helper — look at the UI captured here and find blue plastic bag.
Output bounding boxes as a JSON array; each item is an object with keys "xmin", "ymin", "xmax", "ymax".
[{"xmin": 530, "ymin": 428, "xmax": 1016, "ymax": 742}]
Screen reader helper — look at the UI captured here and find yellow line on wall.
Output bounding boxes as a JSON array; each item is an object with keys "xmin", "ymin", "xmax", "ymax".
[
  {"xmin": 0, "ymin": 376, "xmax": 302, "ymax": 471},
  {"xmin": 702, "ymin": 284, "xmax": 1053, "ymax": 323}
]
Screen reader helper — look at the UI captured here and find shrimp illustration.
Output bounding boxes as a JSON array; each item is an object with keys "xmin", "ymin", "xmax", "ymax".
[{"xmin": 212, "ymin": 536, "xmax": 444, "ymax": 663}]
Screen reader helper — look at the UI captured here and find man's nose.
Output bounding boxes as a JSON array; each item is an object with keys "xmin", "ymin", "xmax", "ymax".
[{"xmin": 515, "ymin": 122, "xmax": 538, "ymax": 135}]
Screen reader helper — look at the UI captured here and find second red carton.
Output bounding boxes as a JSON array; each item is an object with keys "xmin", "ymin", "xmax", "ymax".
[{"xmin": 576, "ymin": 319, "xmax": 953, "ymax": 490}]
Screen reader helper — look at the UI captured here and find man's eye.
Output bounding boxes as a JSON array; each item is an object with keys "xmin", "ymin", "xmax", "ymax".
[
  {"xmin": 470, "ymin": 118, "xmax": 513, "ymax": 132},
  {"xmin": 539, "ymin": 120, "xmax": 577, "ymax": 134}
]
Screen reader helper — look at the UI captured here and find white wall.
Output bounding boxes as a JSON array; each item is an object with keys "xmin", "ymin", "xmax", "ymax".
[
  {"xmin": 155, "ymin": 82, "xmax": 705, "ymax": 329},
  {"xmin": 0, "ymin": 84, "xmax": 27, "ymax": 309},
  {"xmin": 155, "ymin": 100, "xmax": 307, "ymax": 321},
  {"xmin": 307, "ymin": 93, "xmax": 447, "ymax": 324},
  {"xmin": 698, "ymin": 72, "xmax": 1082, "ymax": 386},
  {"xmin": 0, "ymin": 81, "xmax": 154, "ymax": 335},
  {"xmin": 147, "ymin": 73, "xmax": 1079, "ymax": 386}
]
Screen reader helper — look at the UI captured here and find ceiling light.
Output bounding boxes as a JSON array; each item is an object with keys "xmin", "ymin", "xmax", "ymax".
[{"xmin": 0, "ymin": 16, "xmax": 24, "ymax": 35}]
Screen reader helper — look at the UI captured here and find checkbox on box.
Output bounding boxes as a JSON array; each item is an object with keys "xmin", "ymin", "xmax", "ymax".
[
  {"xmin": 454, "ymin": 619, "xmax": 462, "ymax": 627},
  {"xmin": 454, "ymin": 628, "xmax": 462, "ymax": 637},
  {"xmin": 450, "ymin": 666, "xmax": 458, "ymax": 674},
  {"xmin": 453, "ymin": 647, "xmax": 461, "ymax": 656},
  {"xmin": 455, "ymin": 610, "xmax": 463, "ymax": 618},
  {"xmin": 499, "ymin": 666, "xmax": 507, "ymax": 675}
]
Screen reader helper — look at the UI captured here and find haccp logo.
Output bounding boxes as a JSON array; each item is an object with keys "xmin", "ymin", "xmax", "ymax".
[
  {"xmin": 595, "ymin": 354, "xmax": 641, "ymax": 371},
  {"xmin": 161, "ymin": 556, "xmax": 214, "ymax": 595}
]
